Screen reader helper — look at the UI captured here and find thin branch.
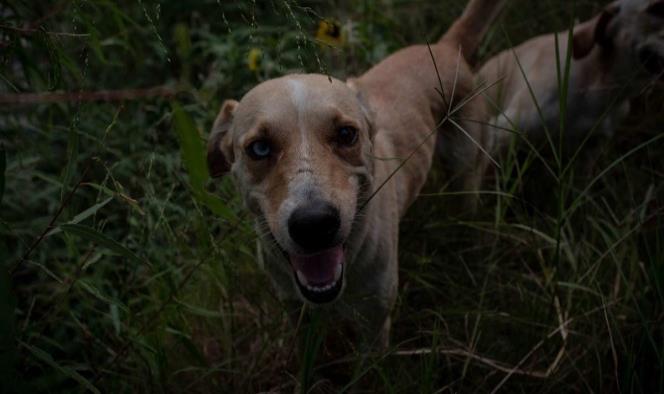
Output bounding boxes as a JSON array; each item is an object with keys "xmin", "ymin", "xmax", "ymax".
[
  {"xmin": 394, "ymin": 347, "xmax": 548, "ymax": 378},
  {"xmin": 10, "ymin": 164, "xmax": 91, "ymax": 275},
  {"xmin": 28, "ymin": 0, "xmax": 72, "ymax": 29},
  {"xmin": 0, "ymin": 86, "xmax": 177, "ymax": 105},
  {"xmin": 0, "ymin": 24, "xmax": 89, "ymax": 38},
  {"xmin": 490, "ymin": 317, "xmax": 572, "ymax": 393}
]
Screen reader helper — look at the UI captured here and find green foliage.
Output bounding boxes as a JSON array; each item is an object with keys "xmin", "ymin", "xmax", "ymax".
[
  {"xmin": 171, "ymin": 102, "xmax": 236, "ymax": 220},
  {"xmin": 1, "ymin": 0, "xmax": 663, "ymax": 393},
  {"xmin": 0, "ymin": 147, "xmax": 5, "ymax": 206}
]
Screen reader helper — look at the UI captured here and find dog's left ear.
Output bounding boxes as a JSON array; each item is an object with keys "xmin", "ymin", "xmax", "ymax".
[
  {"xmin": 573, "ymin": 2, "xmax": 620, "ymax": 59},
  {"xmin": 207, "ymin": 99, "xmax": 238, "ymax": 178}
]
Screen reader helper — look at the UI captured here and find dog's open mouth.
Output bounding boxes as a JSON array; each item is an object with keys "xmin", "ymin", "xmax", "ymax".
[{"xmin": 289, "ymin": 245, "xmax": 344, "ymax": 304}]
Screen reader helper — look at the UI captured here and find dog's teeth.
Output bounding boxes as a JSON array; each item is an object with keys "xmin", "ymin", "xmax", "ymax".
[
  {"xmin": 300, "ymin": 266, "xmax": 343, "ymax": 293},
  {"xmin": 334, "ymin": 263, "xmax": 342, "ymax": 281},
  {"xmin": 304, "ymin": 281, "xmax": 336, "ymax": 293},
  {"xmin": 296, "ymin": 270, "xmax": 308, "ymax": 286}
]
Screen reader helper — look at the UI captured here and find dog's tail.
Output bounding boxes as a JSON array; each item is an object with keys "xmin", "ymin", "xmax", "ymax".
[{"xmin": 441, "ymin": 0, "xmax": 506, "ymax": 59}]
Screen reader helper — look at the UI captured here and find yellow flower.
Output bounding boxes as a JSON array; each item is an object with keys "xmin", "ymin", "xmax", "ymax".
[
  {"xmin": 247, "ymin": 48, "xmax": 262, "ymax": 71},
  {"xmin": 315, "ymin": 19, "xmax": 344, "ymax": 47}
]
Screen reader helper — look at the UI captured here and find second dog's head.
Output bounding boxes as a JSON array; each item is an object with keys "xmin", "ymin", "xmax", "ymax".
[
  {"xmin": 573, "ymin": 0, "xmax": 664, "ymax": 80},
  {"xmin": 207, "ymin": 74, "xmax": 374, "ymax": 304}
]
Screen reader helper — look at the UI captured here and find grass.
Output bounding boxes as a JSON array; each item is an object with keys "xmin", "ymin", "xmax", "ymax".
[{"xmin": 1, "ymin": 0, "xmax": 663, "ymax": 392}]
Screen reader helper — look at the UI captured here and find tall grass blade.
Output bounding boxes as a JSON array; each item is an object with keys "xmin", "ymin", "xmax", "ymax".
[
  {"xmin": 0, "ymin": 147, "xmax": 5, "ymax": 206},
  {"xmin": 567, "ymin": 133, "xmax": 664, "ymax": 219},
  {"xmin": 18, "ymin": 340, "xmax": 101, "ymax": 394},
  {"xmin": 0, "ymin": 263, "xmax": 16, "ymax": 389},
  {"xmin": 61, "ymin": 126, "xmax": 80, "ymax": 201}
]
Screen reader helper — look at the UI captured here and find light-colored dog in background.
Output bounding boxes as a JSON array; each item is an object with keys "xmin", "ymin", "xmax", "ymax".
[
  {"xmin": 479, "ymin": 0, "xmax": 664, "ymax": 156},
  {"xmin": 207, "ymin": 0, "xmax": 503, "ymax": 350}
]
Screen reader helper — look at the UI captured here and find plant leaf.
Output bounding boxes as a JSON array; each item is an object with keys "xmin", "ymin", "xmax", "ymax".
[
  {"xmin": 60, "ymin": 223, "xmax": 148, "ymax": 267},
  {"xmin": 18, "ymin": 340, "xmax": 101, "ymax": 394},
  {"xmin": 46, "ymin": 197, "xmax": 113, "ymax": 237},
  {"xmin": 171, "ymin": 102, "xmax": 207, "ymax": 190},
  {"xmin": 171, "ymin": 102, "xmax": 236, "ymax": 221},
  {"xmin": 192, "ymin": 189, "xmax": 235, "ymax": 221}
]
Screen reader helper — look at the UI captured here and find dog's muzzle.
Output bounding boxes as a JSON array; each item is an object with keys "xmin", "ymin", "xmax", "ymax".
[{"xmin": 286, "ymin": 200, "xmax": 345, "ymax": 304}]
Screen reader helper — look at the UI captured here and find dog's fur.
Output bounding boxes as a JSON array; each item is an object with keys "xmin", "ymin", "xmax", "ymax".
[
  {"xmin": 207, "ymin": 0, "xmax": 503, "ymax": 349},
  {"xmin": 479, "ymin": 0, "xmax": 664, "ymax": 155}
]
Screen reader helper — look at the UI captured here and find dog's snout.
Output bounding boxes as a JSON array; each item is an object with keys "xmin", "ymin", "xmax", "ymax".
[{"xmin": 288, "ymin": 201, "xmax": 341, "ymax": 252}]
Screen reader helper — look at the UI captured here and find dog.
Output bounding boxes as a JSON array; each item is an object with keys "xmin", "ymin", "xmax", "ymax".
[
  {"xmin": 207, "ymin": 0, "xmax": 503, "ymax": 350},
  {"xmin": 478, "ymin": 0, "xmax": 664, "ymax": 157}
]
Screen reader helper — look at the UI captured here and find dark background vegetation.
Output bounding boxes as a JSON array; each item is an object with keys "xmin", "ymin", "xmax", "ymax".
[{"xmin": 1, "ymin": 0, "xmax": 663, "ymax": 392}]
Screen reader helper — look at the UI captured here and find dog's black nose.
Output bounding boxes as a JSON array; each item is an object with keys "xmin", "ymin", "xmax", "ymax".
[{"xmin": 288, "ymin": 201, "xmax": 341, "ymax": 252}]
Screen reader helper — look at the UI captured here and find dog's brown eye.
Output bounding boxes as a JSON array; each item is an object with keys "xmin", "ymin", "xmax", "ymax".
[
  {"xmin": 246, "ymin": 139, "xmax": 272, "ymax": 160},
  {"xmin": 337, "ymin": 126, "xmax": 358, "ymax": 147}
]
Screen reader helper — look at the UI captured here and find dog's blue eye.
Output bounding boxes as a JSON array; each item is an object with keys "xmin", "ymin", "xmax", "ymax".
[
  {"xmin": 337, "ymin": 126, "xmax": 358, "ymax": 146},
  {"xmin": 247, "ymin": 139, "xmax": 272, "ymax": 160}
]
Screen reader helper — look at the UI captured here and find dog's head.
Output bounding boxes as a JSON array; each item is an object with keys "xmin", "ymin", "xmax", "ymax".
[
  {"xmin": 207, "ymin": 74, "xmax": 375, "ymax": 304},
  {"xmin": 573, "ymin": 0, "xmax": 664, "ymax": 79}
]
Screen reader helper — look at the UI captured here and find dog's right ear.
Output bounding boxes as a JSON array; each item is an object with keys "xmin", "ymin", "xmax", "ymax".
[
  {"xmin": 207, "ymin": 100, "xmax": 238, "ymax": 178},
  {"xmin": 573, "ymin": 2, "xmax": 620, "ymax": 59}
]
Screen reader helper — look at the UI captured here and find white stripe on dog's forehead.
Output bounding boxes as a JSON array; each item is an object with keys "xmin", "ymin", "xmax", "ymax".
[
  {"xmin": 286, "ymin": 78, "xmax": 312, "ymax": 157},
  {"xmin": 287, "ymin": 78, "xmax": 309, "ymax": 113}
]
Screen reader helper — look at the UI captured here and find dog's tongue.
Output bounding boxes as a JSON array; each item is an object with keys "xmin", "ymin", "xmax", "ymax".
[{"xmin": 290, "ymin": 245, "xmax": 344, "ymax": 286}]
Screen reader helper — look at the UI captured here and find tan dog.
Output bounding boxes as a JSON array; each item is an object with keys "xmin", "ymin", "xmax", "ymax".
[
  {"xmin": 207, "ymin": 0, "xmax": 502, "ymax": 349},
  {"xmin": 479, "ymin": 0, "xmax": 664, "ymax": 155}
]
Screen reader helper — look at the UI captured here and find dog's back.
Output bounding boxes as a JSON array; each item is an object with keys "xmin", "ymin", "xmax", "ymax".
[
  {"xmin": 352, "ymin": 0, "xmax": 505, "ymax": 214},
  {"xmin": 479, "ymin": 0, "xmax": 664, "ymax": 155}
]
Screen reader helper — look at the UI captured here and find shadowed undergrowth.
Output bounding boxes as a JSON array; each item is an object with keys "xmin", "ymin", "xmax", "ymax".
[{"xmin": 1, "ymin": 0, "xmax": 663, "ymax": 392}]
